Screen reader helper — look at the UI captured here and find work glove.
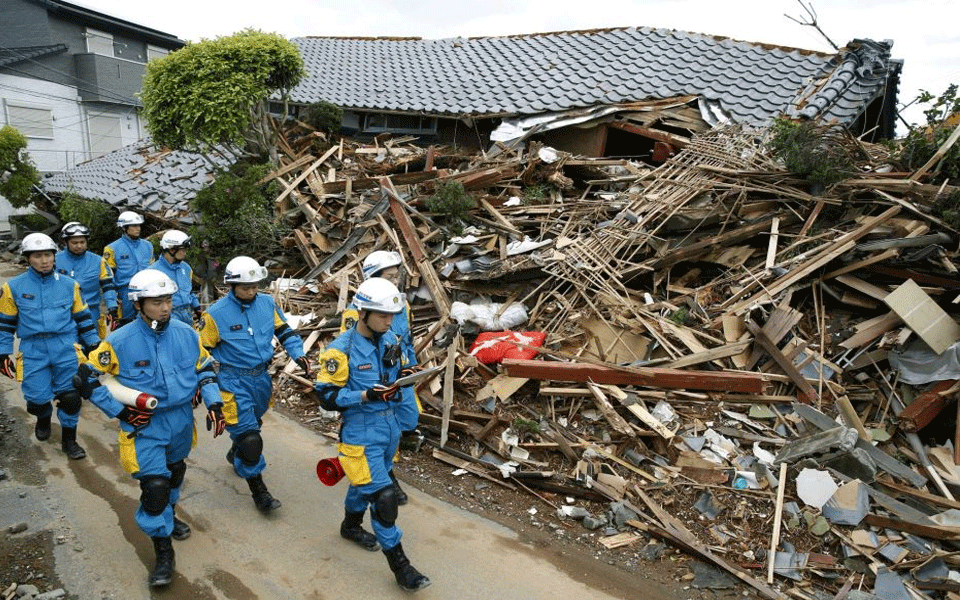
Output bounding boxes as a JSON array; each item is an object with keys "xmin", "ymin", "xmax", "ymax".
[
  {"xmin": 206, "ymin": 403, "xmax": 226, "ymax": 438},
  {"xmin": 397, "ymin": 365, "xmax": 423, "ymax": 385},
  {"xmin": 366, "ymin": 382, "xmax": 400, "ymax": 403},
  {"xmin": 296, "ymin": 356, "xmax": 312, "ymax": 379},
  {"xmin": 106, "ymin": 307, "xmax": 120, "ymax": 331},
  {"xmin": 191, "ymin": 388, "xmax": 202, "ymax": 408},
  {"xmin": 193, "ymin": 307, "xmax": 203, "ymax": 321},
  {"xmin": 117, "ymin": 405, "xmax": 152, "ymax": 428},
  {"xmin": 72, "ymin": 363, "xmax": 101, "ymax": 400},
  {"xmin": 0, "ymin": 354, "xmax": 14, "ymax": 379}
]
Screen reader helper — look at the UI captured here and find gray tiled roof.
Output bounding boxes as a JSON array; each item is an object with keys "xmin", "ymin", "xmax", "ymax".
[
  {"xmin": 0, "ymin": 44, "xmax": 68, "ymax": 67},
  {"xmin": 290, "ymin": 28, "xmax": 897, "ymax": 126},
  {"xmin": 42, "ymin": 140, "xmax": 232, "ymax": 223}
]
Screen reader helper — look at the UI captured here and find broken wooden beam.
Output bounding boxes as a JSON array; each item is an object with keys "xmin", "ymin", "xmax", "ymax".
[
  {"xmin": 898, "ymin": 379, "xmax": 958, "ymax": 432},
  {"xmin": 500, "ymin": 358, "xmax": 766, "ymax": 393}
]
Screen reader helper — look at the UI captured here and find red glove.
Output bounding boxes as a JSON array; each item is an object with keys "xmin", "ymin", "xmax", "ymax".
[
  {"xmin": 118, "ymin": 406, "xmax": 152, "ymax": 428},
  {"xmin": 366, "ymin": 383, "xmax": 399, "ymax": 403},
  {"xmin": 206, "ymin": 404, "xmax": 226, "ymax": 438},
  {"xmin": 296, "ymin": 356, "xmax": 312, "ymax": 379},
  {"xmin": 0, "ymin": 354, "xmax": 14, "ymax": 379},
  {"xmin": 106, "ymin": 308, "xmax": 120, "ymax": 331}
]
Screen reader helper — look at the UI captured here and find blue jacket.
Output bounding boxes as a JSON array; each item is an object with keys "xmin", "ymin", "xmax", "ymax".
[
  {"xmin": 0, "ymin": 268, "xmax": 98, "ymax": 354},
  {"xmin": 103, "ymin": 235, "xmax": 153, "ymax": 288},
  {"xmin": 149, "ymin": 254, "xmax": 199, "ymax": 310},
  {"xmin": 314, "ymin": 327, "xmax": 405, "ymax": 413},
  {"xmin": 199, "ymin": 291, "xmax": 304, "ymax": 369},
  {"xmin": 86, "ymin": 317, "xmax": 220, "ymax": 418},
  {"xmin": 55, "ymin": 250, "xmax": 118, "ymax": 312}
]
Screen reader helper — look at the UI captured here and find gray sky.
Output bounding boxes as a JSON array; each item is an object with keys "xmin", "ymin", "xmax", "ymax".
[{"xmin": 75, "ymin": 0, "xmax": 960, "ymax": 131}]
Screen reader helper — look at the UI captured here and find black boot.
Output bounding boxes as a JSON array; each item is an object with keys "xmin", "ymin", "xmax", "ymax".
[
  {"xmin": 383, "ymin": 542, "xmax": 431, "ymax": 592},
  {"xmin": 35, "ymin": 415, "xmax": 51, "ymax": 441},
  {"xmin": 171, "ymin": 505, "xmax": 191, "ymax": 541},
  {"xmin": 226, "ymin": 441, "xmax": 236, "ymax": 465},
  {"xmin": 149, "ymin": 536, "xmax": 175, "ymax": 587},
  {"xmin": 60, "ymin": 427, "xmax": 86, "ymax": 460},
  {"xmin": 389, "ymin": 470, "xmax": 409, "ymax": 506},
  {"xmin": 340, "ymin": 510, "xmax": 380, "ymax": 551},
  {"xmin": 246, "ymin": 474, "xmax": 281, "ymax": 512}
]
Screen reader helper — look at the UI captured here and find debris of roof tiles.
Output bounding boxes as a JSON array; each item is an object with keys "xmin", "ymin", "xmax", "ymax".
[{"xmin": 42, "ymin": 139, "xmax": 232, "ymax": 224}]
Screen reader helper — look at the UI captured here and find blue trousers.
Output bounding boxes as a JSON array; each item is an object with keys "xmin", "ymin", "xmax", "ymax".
[
  {"xmin": 339, "ymin": 405, "xmax": 403, "ymax": 550},
  {"xmin": 117, "ymin": 403, "xmax": 194, "ymax": 538},
  {"xmin": 219, "ymin": 367, "xmax": 271, "ymax": 478},
  {"xmin": 20, "ymin": 335, "xmax": 81, "ymax": 428}
]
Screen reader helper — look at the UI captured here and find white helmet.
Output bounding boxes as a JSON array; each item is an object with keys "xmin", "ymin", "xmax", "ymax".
[
  {"xmin": 362, "ymin": 250, "xmax": 402, "ymax": 280},
  {"xmin": 21, "ymin": 233, "xmax": 57, "ymax": 254},
  {"xmin": 128, "ymin": 270, "xmax": 177, "ymax": 301},
  {"xmin": 160, "ymin": 230, "xmax": 191, "ymax": 250},
  {"xmin": 224, "ymin": 256, "xmax": 267, "ymax": 284},
  {"xmin": 117, "ymin": 211, "xmax": 144, "ymax": 228},
  {"xmin": 354, "ymin": 277, "xmax": 404, "ymax": 314},
  {"xmin": 60, "ymin": 221, "xmax": 90, "ymax": 240}
]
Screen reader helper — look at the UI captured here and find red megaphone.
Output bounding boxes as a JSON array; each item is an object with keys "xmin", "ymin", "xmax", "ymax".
[{"xmin": 316, "ymin": 457, "xmax": 345, "ymax": 486}]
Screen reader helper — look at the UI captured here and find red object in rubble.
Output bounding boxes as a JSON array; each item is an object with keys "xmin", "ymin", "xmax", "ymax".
[{"xmin": 469, "ymin": 331, "xmax": 547, "ymax": 365}]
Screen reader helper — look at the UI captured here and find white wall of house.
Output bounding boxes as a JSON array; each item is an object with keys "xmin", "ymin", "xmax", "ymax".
[{"xmin": 0, "ymin": 73, "xmax": 87, "ymax": 173}]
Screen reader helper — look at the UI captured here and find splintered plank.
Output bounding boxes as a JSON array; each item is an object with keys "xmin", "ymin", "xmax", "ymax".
[
  {"xmin": 500, "ymin": 358, "xmax": 766, "ymax": 393},
  {"xmin": 586, "ymin": 384, "xmax": 635, "ymax": 437},
  {"xmin": 884, "ymin": 279, "xmax": 960, "ymax": 355}
]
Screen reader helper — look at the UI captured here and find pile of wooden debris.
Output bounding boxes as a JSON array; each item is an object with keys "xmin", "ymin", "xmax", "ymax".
[{"xmin": 267, "ymin": 120, "xmax": 960, "ymax": 600}]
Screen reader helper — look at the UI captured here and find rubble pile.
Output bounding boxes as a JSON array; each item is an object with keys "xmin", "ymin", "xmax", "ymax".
[{"xmin": 268, "ymin": 120, "xmax": 960, "ymax": 600}]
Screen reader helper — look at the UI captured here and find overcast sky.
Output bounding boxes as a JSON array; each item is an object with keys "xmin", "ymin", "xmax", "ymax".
[{"xmin": 74, "ymin": 0, "xmax": 960, "ymax": 131}]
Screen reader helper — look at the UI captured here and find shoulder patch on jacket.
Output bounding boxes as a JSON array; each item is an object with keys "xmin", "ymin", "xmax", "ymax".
[
  {"xmin": 98, "ymin": 351, "xmax": 111, "ymax": 366},
  {"xmin": 325, "ymin": 358, "xmax": 340, "ymax": 374}
]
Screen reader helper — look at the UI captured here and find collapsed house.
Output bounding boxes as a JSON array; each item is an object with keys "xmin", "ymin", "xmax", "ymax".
[{"xmin": 288, "ymin": 28, "xmax": 901, "ymax": 159}]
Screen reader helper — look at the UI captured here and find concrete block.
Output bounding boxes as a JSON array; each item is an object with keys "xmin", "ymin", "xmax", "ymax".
[
  {"xmin": 822, "ymin": 447, "xmax": 878, "ymax": 482},
  {"xmin": 823, "ymin": 479, "xmax": 869, "ymax": 525},
  {"xmin": 774, "ymin": 426, "xmax": 858, "ymax": 465},
  {"xmin": 873, "ymin": 567, "xmax": 911, "ymax": 600},
  {"xmin": 796, "ymin": 468, "xmax": 838, "ymax": 509}
]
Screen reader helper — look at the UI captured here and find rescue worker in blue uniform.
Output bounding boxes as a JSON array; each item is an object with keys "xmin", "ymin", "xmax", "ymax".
[
  {"xmin": 74, "ymin": 269, "xmax": 226, "ymax": 589},
  {"xmin": 315, "ymin": 277, "xmax": 430, "ymax": 593},
  {"xmin": 0, "ymin": 233, "xmax": 100, "ymax": 459},
  {"xmin": 199, "ymin": 256, "xmax": 310, "ymax": 512},
  {"xmin": 55, "ymin": 221, "xmax": 118, "ymax": 335},
  {"xmin": 103, "ymin": 211, "xmax": 153, "ymax": 327},
  {"xmin": 149, "ymin": 230, "xmax": 200, "ymax": 326},
  {"xmin": 340, "ymin": 250, "xmax": 421, "ymax": 505}
]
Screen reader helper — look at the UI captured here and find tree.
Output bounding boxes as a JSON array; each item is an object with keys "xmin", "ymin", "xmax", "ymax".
[
  {"xmin": 140, "ymin": 29, "xmax": 304, "ymax": 162},
  {"xmin": 0, "ymin": 125, "xmax": 40, "ymax": 208}
]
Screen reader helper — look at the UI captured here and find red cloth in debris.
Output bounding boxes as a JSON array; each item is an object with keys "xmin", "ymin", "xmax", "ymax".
[{"xmin": 469, "ymin": 331, "xmax": 547, "ymax": 364}]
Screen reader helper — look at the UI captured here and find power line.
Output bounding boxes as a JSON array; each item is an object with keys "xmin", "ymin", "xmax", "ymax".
[{"xmin": 0, "ymin": 46, "xmax": 142, "ymax": 106}]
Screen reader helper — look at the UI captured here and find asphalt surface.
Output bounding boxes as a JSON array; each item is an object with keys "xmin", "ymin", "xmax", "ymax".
[{"xmin": 0, "ymin": 373, "xmax": 686, "ymax": 600}]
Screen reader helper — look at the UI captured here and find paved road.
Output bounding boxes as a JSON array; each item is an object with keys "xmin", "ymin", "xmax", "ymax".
[{"xmin": 0, "ymin": 372, "xmax": 682, "ymax": 600}]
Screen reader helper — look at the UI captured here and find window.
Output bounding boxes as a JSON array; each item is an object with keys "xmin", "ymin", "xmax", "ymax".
[
  {"xmin": 361, "ymin": 113, "xmax": 437, "ymax": 135},
  {"xmin": 85, "ymin": 28, "xmax": 114, "ymax": 57},
  {"xmin": 5, "ymin": 102, "xmax": 53, "ymax": 139},
  {"xmin": 87, "ymin": 113, "xmax": 122, "ymax": 158},
  {"xmin": 146, "ymin": 45, "xmax": 168, "ymax": 61}
]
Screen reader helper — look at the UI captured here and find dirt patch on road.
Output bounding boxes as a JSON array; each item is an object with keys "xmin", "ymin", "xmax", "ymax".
[{"xmin": 0, "ymin": 402, "xmax": 76, "ymax": 599}]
